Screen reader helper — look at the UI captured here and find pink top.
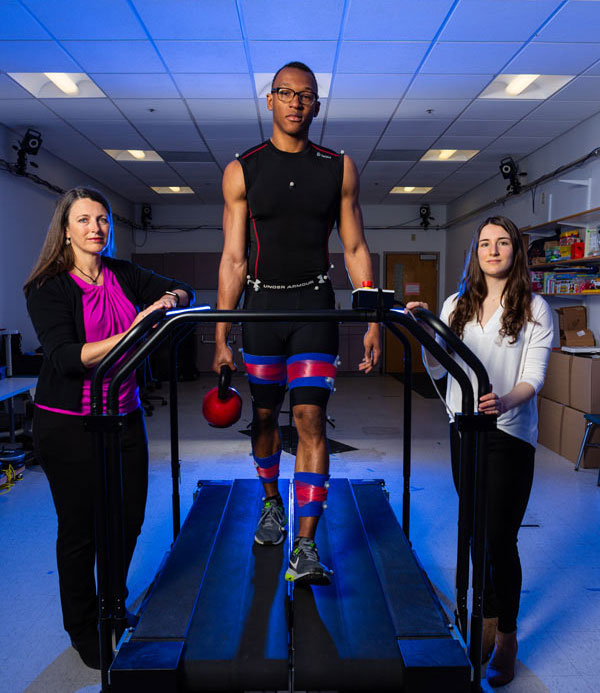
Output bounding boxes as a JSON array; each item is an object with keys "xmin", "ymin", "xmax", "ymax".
[{"xmin": 37, "ymin": 265, "xmax": 141, "ymax": 416}]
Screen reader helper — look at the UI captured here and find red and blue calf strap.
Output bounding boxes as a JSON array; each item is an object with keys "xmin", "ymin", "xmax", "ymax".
[
  {"xmin": 294, "ymin": 471, "xmax": 330, "ymax": 517},
  {"xmin": 243, "ymin": 352, "xmax": 287, "ymax": 386},
  {"xmin": 287, "ymin": 353, "xmax": 337, "ymax": 391},
  {"xmin": 253, "ymin": 449, "xmax": 281, "ymax": 483}
]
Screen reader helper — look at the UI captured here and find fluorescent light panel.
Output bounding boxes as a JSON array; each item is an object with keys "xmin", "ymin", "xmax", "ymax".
[
  {"xmin": 421, "ymin": 149, "xmax": 478, "ymax": 163},
  {"xmin": 478, "ymin": 74, "xmax": 574, "ymax": 100},
  {"xmin": 151, "ymin": 186, "xmax": 194, "ymax": 194},
  {"xmin": 104, "ymin": 149, "xmax": 163, "ymax": 162},
  {"xmin": 8, "ymin": 72, "xmax": 105, "ymax": 98},
  {"xmin": 390, "ymin": 186, "xmax": 433, "ymax": 194}
]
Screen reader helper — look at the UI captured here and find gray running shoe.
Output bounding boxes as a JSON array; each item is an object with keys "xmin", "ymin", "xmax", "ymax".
[
  {"xmin": 285, "ymin": 537, "xmax": 333, "ymax": 586},
  {"xmin": 254, "ymin": 497, "xmax": 286, "ymax": 545}
]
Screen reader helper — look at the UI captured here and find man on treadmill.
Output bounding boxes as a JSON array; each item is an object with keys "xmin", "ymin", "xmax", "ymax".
[{"xmin": 213, "ymin": 61, "xmax": 380, "ymax": 585}]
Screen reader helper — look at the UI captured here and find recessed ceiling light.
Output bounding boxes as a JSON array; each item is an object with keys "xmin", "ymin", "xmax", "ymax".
[
  {"xmin": 421, "ymin": 149, "xmax": 478, "ymax": 163},
  {"xmin": 390, "ymin": 186, "xmax": 433, "ymax": 194},
  {"xmin": 104, "ymin": 149, "xmax": 163, "ymax": 162},
  {"xmin": 253, "ymin": 72, "xmax": 332, "ymax": 98},
  {"xmin": 8, "ymin": 72, "xmax": 105, "ymax": 98},
  {"xmin": 151, "ymin": 186, "xmax": 194, "ymax": 194},
  {"xmin": 478, "ymin": 74, "xmax": 574, "ymax": 100}
]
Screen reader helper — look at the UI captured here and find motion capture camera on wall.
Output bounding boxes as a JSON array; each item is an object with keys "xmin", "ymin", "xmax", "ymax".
[
  {"xmin": 419, "ymin": 204, "xmax": 434, "ymax": 229},
  {"xmin": 13, "ymin": 128, "xmax": 43, "ymax": 175},
  {"xmin": 499, "ymin": 156, "xmax": 526, "ymax": 196},
  {"xmin": 141, "ymin": 203, "xmax": 152, "ymax": 230}
]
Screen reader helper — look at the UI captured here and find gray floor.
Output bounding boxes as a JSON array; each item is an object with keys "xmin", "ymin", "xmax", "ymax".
[{"xmin": 1, "ymin": 374, "xmax": 599, "ymax": 693}]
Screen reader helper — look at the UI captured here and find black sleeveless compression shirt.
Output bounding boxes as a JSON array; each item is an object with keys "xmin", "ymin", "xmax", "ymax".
[{"xmin": 238, "ymin": 140, "xmax": 344, "ymax": 285}]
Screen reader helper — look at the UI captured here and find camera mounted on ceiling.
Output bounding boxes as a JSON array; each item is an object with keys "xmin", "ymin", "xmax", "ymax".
[
  {"xmin": 13, "ymin": 128, "xmax": 43, "ymax": 175},
  {"xmin": 419, "ymin": 203, "xmax": 434, "ymax": 229},
  {"xmin": 141, "ymin": 203, "xmax": 152, "ymax": 230},
  {"xmin": 499, "ymin": 156, "xmax": 527, "ymax": 196}
]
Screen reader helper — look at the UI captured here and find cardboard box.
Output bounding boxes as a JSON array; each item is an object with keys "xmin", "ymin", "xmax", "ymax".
[
  {"xmin": 560, "ymin": 329, "xmax": 595, "ymax": 347},
  {"xmin": 556, "ymin": 305, "xmax": 587, "ymax": 332},
  {"xmin": 539, "ymin": 351, "xmax": 572, "ymax": 405},
  {"xmin": 570, "ymin": 355, "xmax": 600, "ymax": 413},
  {"xmin": 537, "ymin": 397, "xmax": 564, "ymax": 454},
  {"xmin": 560, "ymin": 405, "xmax": 600, "ymax": 468}
]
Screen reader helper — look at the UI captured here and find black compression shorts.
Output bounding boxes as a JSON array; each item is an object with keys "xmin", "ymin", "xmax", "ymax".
[{"xmin": 242, "ymin": 282, "xmax": 339, "ymax": 410}]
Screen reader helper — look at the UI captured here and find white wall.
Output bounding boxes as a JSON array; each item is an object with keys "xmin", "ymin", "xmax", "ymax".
[
  {"xmin": 0, "ymin": 124, "xmax": 134, "ymax": 351},
  {"xmin": 445, "ymin": 111, "xmax": 600, "ymax": 347}
]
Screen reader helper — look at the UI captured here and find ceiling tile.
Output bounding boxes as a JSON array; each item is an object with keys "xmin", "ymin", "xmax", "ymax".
[
  {"xmin": 91, "ymin": 73, "xmax": 179, "ymax": 99},
  {"xmin": 393, "ymin": 99, "xmax": 471, "ymax": 119},
  {"xmin": 551, "ymin": 75, "xmax": 600, "ymax": 101},
  {"xmin": 0, "ymin": 73, "xmax": 33, "ymax": 98},
  {"xmin": 322, "ymin": 119, "xmax": 388, "ymax": 137},
  {"xmin": 420, "ymin": 42, "xmax": 522, "ymax": 74},
  {"xmin": 320, "ymin": 136, "xmax": 380, "ymax": 152},
  {"xmin": 377, "ymin": 135, "xmax": 438, "ymax": 149},
  {"xmin": 118, "ymin": 160, "xmax": 184, "ymax": 186},
  {"xmin": 197, "ymin": 121, "xmax": 261, "ymax": 140},
  {"xmin": 61, "ymin": 40, "xmax": 165, "ymax": 73},
  {"xmin": 435, "ymin": 134, "xmax": 497, "ymax": 148},
  {"xmin": 0, "ymin": 41, "xmax": 80, "ymax": 71},
  {"xmin": 188, "ymin": 99, "xmax": 257, "ymax": 121},
  {"xmin": 405, "ymin": 74, "xmax": 494, "ymax": 100},
  {"xmin": 483, "ymin": 135, "xmax": 553, "ymax": 155},
  {"xmin": 248, "ymin": 41, "xmax": 337, "ymax": 72},
  {"xmin": 534, "ymin": 1, "xmax": 600, "ymax": 43},
  {"xmin": 385, "ymin": 118, "xmax": 451, "ymax": 137},
  {"xmin": 0, "ymin": 1, "xmax": 51, "ymax": 39},
  {"xmin": 135, "ymin": 122, "xmax": 208, "ymax": 151},
  {"xmin": 506, "ymin": 42, "xmax": 600, "ymax": 74},
  {"xmin": 585, "ymin": 59, "xmax": 600, "ymax": 76},
  {"xmin": 156, "ymin": 41, "xmax": 248, "ymax": 73},
  {"xmin": 71, "ymin": 120, "xmax": 149, "ymax": 148},
  {"xmin": 326, "ymin": 99, "xmax": 398, "ymax": 120},
  {"xmin": 170, "ymin": 162, "xmax": 221, "ymax": 181},
  {"xmin": 22, "ymin": 0, "xmax": 146, "ymax": 40},
  {"xmin": 41, "ymin": 98, "xmax": 125, "ymax": 120},
  {"xmin": 113, "ymin": 99, "xmax": 191, "ymax": 121},
  {"xmin": 525, "ymin": 99, "xmax": 600, "ymax": 120},
  {"xmin": 337, "ymin": 42, "xmax": 429, "ymax": 74},
  {"xmin": 444, "ymin": 119, "xmax": 513, "ymax": 137},
  {"xmin": 132, "ymin": 0, "xmax": 241, "ymax": 40},
  {"xmin": 331, "ymin": 74, "xmax": 412, "ymax": 99},
  {"xmin": 507, "ymin": 119, "xmax": 578, "ymax": 137},
  {"xmin": 344, "ymin": 0, "xmax": 456, "ymax": 40},
  {"xmin": 173, "ymin": 73, "xmax": 254, "ymax": 99},
  {"xmin": 241, "ymin": 0, "xmax": 344, "ymax": 40},
  {"xmin": 0, "ymin": 99, "xmax": 61, "ymax": 126},
  {"xmin": 461, "ymin": 99, "xmax": 541, "ymax": 119},
  {"xmin": 439, "ymin": 0, "xmax": 563, "ymax": 41}
]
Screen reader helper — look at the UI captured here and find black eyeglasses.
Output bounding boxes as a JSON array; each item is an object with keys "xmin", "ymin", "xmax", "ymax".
[{"xmin": 271, "ymin": 87, "xmax": 318, "ymax": 106}]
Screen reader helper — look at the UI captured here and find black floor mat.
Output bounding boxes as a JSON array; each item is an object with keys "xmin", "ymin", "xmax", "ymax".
[
  {"xmin": 391, "ymin": 373, "xmax": 446, "ymax": 400},
  {"xmin": 240, "ymin": 425, "xmax": 357, "ymax": 455}
]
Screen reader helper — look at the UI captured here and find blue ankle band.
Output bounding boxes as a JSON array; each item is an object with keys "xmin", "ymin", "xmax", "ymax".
[
  {"xmin": 253, "ymin": 449, "xmax": 281, "ymax": 483},
  {"xmin": 294, "ymin": 471, "xmax": 330, "ymax": 517}
]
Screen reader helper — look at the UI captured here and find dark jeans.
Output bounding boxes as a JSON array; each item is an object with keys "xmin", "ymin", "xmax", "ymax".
[
  {"xmin": 33, "ymin": 406, "xmax": 148, "ymax": 641},
  {"xmin": 450, "ymin": 424, "xmax": 534, "ymax": 634}
]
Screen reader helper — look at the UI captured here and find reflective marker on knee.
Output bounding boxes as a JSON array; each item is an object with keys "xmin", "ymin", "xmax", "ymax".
[
  {"xmin": 295, "ymin": 471, "xmax": 330, "ymax": 517},
  {"xmin": 253, "ymin": 449, "xmax": 281, "ymax": 484}
]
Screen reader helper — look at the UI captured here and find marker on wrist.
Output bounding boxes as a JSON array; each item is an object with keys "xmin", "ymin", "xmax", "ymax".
[{"xmin": 164, "ymin": 290, "xmax": 179, "ymax": 305}]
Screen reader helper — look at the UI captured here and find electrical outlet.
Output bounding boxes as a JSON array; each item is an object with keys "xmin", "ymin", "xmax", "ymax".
[
  {"xmin": 411, "ymin": 233, "xmax": 416, "ymax": 241},
  {"xmin": 541, "ymin": 192, "xmax": 545, "ymax": 205}
]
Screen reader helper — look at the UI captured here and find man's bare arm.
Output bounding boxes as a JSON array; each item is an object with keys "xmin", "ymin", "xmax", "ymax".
[
  {"xmin": 213, "ymin": 160, "xmax": 248, "ymax": 373},
  {"xmin": 337, "ymin": 155, "xmax": 381, "ymax": 373}
]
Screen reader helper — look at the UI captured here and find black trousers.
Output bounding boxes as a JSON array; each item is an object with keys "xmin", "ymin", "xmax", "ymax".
[
  {"xmin": 33, "ymin": 406, "xmax": 148, "ymax": 641},
  {"xmin": 450, "ymin": 424, "xmax": 535, "ymax": 634}
]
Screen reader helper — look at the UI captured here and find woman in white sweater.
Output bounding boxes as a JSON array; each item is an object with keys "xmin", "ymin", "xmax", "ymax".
[{"xmin": 408, "ymin": 215, "xmax": 553, "ymax": 687}]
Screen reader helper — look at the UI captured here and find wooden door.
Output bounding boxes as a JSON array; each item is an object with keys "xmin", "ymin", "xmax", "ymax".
[{"xmin": 384, "ymin": 252, "xmax": 439, "ymax": 373}]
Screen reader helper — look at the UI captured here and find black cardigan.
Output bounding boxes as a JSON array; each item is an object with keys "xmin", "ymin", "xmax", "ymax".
[{"xmin": 27, "ymin": 257, "xmax": 194, "ymax": 410}]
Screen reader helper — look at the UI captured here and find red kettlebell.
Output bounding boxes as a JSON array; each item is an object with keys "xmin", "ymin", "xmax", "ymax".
[{"xmin": 202, "ymin": 365, "xmax": 242, "ymax": 428}]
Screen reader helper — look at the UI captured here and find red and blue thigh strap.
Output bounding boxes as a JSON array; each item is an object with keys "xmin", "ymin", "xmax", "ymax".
[
  {"xmin": 243, "ymin": 352, "xmax": 287, "ymax": 386},
  {"xmin": 254, "ymin": 449, "xmax": 281, "ymax": 483},
  {"xmin": 287, "ymin": 353, "xmax": 337, "ymax": 391},
  {"xmin": 295, "ymin": 471, "xmax": 329, "ymax": 517}
]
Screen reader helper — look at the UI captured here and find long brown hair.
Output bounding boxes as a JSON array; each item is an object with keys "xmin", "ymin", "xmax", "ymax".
[
  {"xmin": 449, "ymin": 215, "xmax": 533, "ymax": 343},
  {"xmin": 24, "ymin": 187, "xmax": 114, "ymax": 295}
]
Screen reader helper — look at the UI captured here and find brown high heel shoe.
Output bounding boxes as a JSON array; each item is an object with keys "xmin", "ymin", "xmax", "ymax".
[
  {"xmin": 482, "ymin": 616, "xmax": 498, "ymax": 663},
  {"xmin": 486, "ymin": 629, "xmax": 518, "ymax": 687}
]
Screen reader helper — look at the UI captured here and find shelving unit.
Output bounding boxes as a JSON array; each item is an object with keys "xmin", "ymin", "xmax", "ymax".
[{"xmin": 524, "ymin": 207, "xmax": 600, "ymax": 299}]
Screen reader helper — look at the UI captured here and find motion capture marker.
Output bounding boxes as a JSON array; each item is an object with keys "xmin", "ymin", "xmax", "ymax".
[
  {"xmin": 289, "ymin": 181, "xmax": 295, "ymax": 188},
  {"xmin": 235, "ymin": 152, "xmax": 240, "ymax": 158},
  {"xmin": 340, "ymin": 150, "xmax": 345, "ymax": 154}
]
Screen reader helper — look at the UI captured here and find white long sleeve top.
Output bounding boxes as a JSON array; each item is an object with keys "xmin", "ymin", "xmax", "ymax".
[{"xmin": 426, "ymin": 293, "xmax": 554, "ymax": 447}]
